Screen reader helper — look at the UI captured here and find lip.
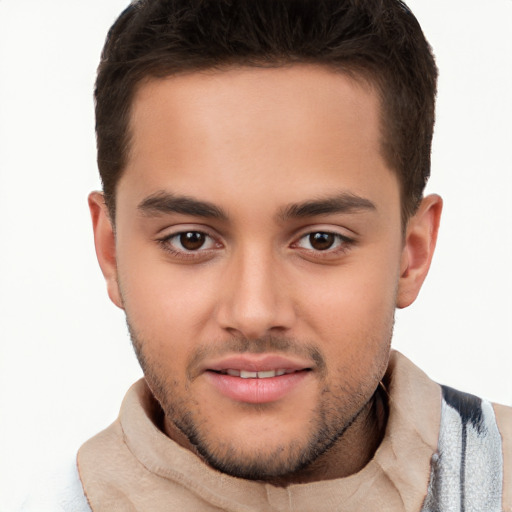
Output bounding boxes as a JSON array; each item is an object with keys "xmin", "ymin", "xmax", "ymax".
[
  {"xmin": 202, "ymin": 354, "xmax": 313, "ymax": 373},
  {"xmin": 201, "ymin": 354, "xmax": 313, "ymax": 404}
]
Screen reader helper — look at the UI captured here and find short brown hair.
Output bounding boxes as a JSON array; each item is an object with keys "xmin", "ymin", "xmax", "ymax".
[{"xmin": 95, "ymin": 0, "xmax": 437, "ymax": 224}]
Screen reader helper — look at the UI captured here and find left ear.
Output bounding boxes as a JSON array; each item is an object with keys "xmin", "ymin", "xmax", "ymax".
[{"xmin": 397, "ymin": 194, "xmax": 443, "ymax": 309}]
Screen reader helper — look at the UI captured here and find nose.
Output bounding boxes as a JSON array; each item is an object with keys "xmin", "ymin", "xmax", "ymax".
[{"xmin": 215, "ymin": 245, "xmax": 296, "ymax": 339}]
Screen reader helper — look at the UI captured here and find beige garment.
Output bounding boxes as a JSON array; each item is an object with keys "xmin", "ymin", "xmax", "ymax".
[
  {"xmin": 77, "ymin": 352, "xmax": 510, "ymax": 511},
  {"xmin": 495, "ymin": 403, "xmax": 512, "ymax": 511}
]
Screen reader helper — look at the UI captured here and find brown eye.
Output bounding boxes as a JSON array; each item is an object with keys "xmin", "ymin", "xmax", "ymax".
[
  {"xmin": 295, "ymin": 231, "xmax": 351, "ymax": 254},
  {"xmin": 179, "ymin": 232, "xmax": 206, "ymax": 250},
  {"xmin": 161, "ymin": 230, "xmax": 219, "ymax": 258},
  {"xmin": 308, "ymin": 232, "xmax": 336, "ymax": 251}
]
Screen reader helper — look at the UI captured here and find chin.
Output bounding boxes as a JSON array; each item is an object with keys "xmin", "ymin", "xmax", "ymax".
[
  {"xmin": 192, "ymin": 436, "xmax": 328, "ymax": 481},
  {"xmin": 170, "ymin": 405, "xmax": 350, "ymax": 481}
]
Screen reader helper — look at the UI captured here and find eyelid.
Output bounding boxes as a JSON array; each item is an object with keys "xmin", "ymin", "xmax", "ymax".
[
  {"xmin": 295, "ymin": 232, "xmax": 347, "ymax": 250},
  {"xmin": 290, "ymin": 226, "xmax": 356, "ymax": 258},
  {"xmin": 156, "ymin": 223, "xmax": 221, "ymax": 242},
  {"xmin": 156, "ymin": 225, "xmax": 224, "ymax": 259},
  {"xmin": 291, "ymin": 224, "xmax": 355, "ymax": 243},
  {"xmin": 166, "ymin": 232, "xmax": 217, "ymax": 251}
]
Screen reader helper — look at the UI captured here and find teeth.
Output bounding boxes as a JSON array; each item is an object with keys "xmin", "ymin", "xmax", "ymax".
[
  {"xmin": 224, "ymin": 369, "xmax": 291, "ymax": 379},
  {"xmin": 240, "ymin": 370, "xmax": 258, "ymax": 378},
  {"xmin": 257, "ymin": 370, "xmax": 276, "ymax": 379}
]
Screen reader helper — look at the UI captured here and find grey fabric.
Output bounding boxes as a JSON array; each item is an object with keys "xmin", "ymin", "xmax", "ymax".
[{"xmin": 421, "ymin": 387, "xmax": 503, "ymax": 512}]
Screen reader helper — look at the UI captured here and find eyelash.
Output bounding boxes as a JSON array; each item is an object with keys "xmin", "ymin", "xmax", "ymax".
[
  {"xmin": 157, "ymin": 231, "xmax": 220, "ymax": 260},
  {"xmin": 291, "ymin": 231, "xmax": 358, "ymax": 265},
  {"xmin": 292, "ymin": 231, "xmax": 354, "ymax": 256},
  {"xmin": 157, "ymin": 229, "xmax": 355, "ymax": 261}
]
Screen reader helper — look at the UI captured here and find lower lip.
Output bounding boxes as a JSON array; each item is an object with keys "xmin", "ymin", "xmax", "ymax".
[{"xmin": 205, "ymin": 371, "xmax": 310, "ymax": 404}]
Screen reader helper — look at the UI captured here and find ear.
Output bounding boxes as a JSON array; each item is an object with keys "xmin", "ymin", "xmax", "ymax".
[
  {"xmin": 396, "ymin": 194, "xmax": 443, "ymax": 309},
  {"xmin": 88, "ymin": 192, "xmax": 124, "ymax": 309}
]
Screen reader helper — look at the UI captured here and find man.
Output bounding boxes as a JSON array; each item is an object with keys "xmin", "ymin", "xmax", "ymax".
[{"xmin": 47, "ymin": 0, "xmax": 512, "ymax": 510}]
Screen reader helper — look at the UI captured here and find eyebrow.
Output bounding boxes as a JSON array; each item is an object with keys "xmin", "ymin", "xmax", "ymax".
[
  {"xmin": 138, "ymin": 190, "xmax": 376, "ymax": 222},
  {"xmin": 277, "ymin": 192, "xmax": 376, "ymax": 221},
  {"xmin": 138, "ymin": 191, "xmax": 228, "ymax": 220}
]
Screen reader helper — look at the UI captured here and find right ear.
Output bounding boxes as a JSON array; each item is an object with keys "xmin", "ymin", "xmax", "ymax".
[{"xmin": 88, "ymin": 192, "xmax": 124, "ymax": 309}]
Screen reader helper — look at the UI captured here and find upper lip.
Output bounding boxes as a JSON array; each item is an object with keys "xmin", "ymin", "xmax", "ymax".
[{"xmin": 201, "ymin": 354, "xmax": 314, "ymax": 373}]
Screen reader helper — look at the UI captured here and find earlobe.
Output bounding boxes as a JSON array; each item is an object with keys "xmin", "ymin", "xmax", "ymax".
[
  {"xmin": 396, "ymin": 194, "xmax": 443, "ymax": 309},
  {"xmin": 88, "ymin": 192, "xmax": 124, "ymax": 309}
]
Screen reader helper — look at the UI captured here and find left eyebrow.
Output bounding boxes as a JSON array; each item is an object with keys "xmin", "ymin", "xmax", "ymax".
[
  {"xmin": 137, "ymin": 191, "xmax": 228, "ymax": 220},
  {"xmin": 277, "ymin": 192, "xmax": 376, "ymax": 221}
]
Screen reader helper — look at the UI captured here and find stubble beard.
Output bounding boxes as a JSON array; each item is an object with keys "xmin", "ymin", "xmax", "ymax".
[{"xmin": 128, "ymin": 322, "xmax": 392, "ymax": 482}]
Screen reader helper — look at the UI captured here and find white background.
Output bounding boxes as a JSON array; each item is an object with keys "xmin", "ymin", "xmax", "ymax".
[{"xmin": 0, "ymin": 1, "xmax": 511, "ymax": 509}]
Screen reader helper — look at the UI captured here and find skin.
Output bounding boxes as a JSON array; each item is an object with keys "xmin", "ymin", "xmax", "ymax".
[{"xmin": 89, "ymin": 65, "xmax": 442, "ymax": 485}]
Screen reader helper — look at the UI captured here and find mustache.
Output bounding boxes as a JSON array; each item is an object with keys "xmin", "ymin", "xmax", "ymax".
[
  {"xmin": 186, "ymin": 334, "xmax": 327, "ymax": 378},
  {"xmin": 127, "ymin": 320, "xmax": 327, "ymax": 378}
]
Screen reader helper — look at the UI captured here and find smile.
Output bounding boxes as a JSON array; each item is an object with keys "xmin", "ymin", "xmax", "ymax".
[{"xmin": 212, "ymin": 369, "xmax": 301, "ymax": 378}]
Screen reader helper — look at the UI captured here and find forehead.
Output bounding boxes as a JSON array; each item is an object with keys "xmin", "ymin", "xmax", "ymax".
[{"xmin": 119, "ymin": 65, "xmax": 397, "ymax": 217}]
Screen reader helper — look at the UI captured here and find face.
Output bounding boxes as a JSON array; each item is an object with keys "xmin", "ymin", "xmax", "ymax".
[{"xmin": 91, "ymin": 65, "xmax": 437, "ymax": 482}]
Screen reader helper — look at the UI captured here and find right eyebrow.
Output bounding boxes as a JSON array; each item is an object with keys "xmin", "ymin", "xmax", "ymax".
[{"xmin": 137, "ymin": 191, "xmax": 228, "ymax": 220}]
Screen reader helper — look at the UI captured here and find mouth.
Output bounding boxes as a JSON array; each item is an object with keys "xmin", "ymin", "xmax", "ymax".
[
  {"xmin": 209, "ymin": 368, "xmax": 308, "ymax": 379},
  {"xmin": 202, "ymin": 355, "xmax": 314, "ymax": 403}
]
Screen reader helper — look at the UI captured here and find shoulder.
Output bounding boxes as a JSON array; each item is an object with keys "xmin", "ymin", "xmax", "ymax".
[
  {"xmin": 421, "ymin": 384, "xmax": 510, "ymax": 512},
  {"xmin": 493, "ymin": 401, "xmax": 512, "ymax": 446},
  {"xmin": 18, "ymin": 457, "xmax": 91, "ymax": 512},
  {"xmin": 493, "ymin": 402, "xmax": 512, "ymax": 512}
]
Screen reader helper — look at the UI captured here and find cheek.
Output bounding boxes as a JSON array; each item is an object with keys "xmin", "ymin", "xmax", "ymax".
[
  {"xmin": 116, "ymin": 247, "xmax": 221, "ymax": 354},
  {"xmin": 294, "ymin": 253, "xmax": 399, "ymax": 356}
]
